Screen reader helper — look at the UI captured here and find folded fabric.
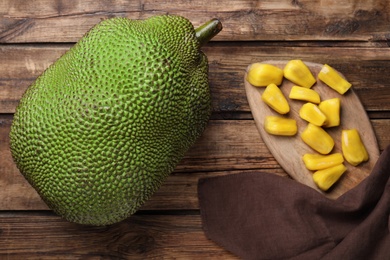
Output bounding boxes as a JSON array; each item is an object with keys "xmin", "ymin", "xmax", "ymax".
[{"xmin": 198, "ymin": 145, "xmax": 390, "ymax": 259}]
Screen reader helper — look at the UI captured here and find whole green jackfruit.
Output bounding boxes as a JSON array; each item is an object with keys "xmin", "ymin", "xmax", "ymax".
[{"xmin": 10, "ymin": 15, "xmax": 222, "ymax": 226}]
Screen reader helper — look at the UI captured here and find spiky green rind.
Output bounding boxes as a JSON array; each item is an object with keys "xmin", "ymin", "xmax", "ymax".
[{"xmin": 10, "ymin": 15, "xmax": 213, "ymax": 225}]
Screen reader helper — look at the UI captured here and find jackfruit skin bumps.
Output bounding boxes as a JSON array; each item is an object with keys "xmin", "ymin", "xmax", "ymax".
[{"xmin": 10, "ymin": 15, "xmax": 211, "ymax": 225}]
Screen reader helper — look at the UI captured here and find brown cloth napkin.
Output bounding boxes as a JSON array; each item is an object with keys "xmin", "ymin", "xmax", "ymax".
[{"xmin": 198, "ymin": 145, "xmax": 390, "ymax": 260}]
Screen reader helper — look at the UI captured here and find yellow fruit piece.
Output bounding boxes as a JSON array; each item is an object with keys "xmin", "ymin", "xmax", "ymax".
[
  {"xmin": 301, "ymin": 123, "xmax": 334, "ymax": 154},
  {"xmin": 261, "ymin": 83, "xmax": 290, "ymax": 114},
  {"xmin": 264, "ymin": 116, "xmax": 297, "ymax": 136},
  {"xmin": 318, "ymin": 64, "xmax": 352, "ymax": 95},
  {"xmin": 319, "ymin": 98, "xmax": 341, "ymax": 128},
  {"xmin": 289, "ymin": 86, "xmax": 321, "ymax": 104},
  {"xmin": 299, "ymin": 103, "xmax": 327, "ymax": 126},
  {"xmin": 283, "ymin": 60, "xmax": 316, "ymax": 88},
  {"xmin": 247, "ymin": 63, "xmax": 284, "ymax": 87},
  {"xmin": 302, "ymin": 153, "xmax": 344, "ymax": 171},
  {"xmin": 341, "ymin": 129, "xmax": 369, "ymax": 166},
  {"xmin": 313, "ymin": 164, "xmax": 347, "ymax": 191}
]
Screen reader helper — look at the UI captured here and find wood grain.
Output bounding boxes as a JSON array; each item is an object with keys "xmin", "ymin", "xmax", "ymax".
[
  {"xmin": 245, "ymin": 61, "xmax": 380, "ymax": 198},
  {"xmin": 1, "ymin": 44, "xmax": 390, "ymax": 114},
  {"xmin": 1, "ymin": 0, "xmax": 389, "ymax": 43},
  {"xmin": 0, "ymin": 212, "xmax": 237, "ymax": 259},
  {"xmin": 1, "ymin": 115, "xmax": 389, "ymax": 211},
  {"xmin": 0, "ymin": 116, "xmax": 281, "ymax": 211},
  {"xmin": 1, "ymin": 1, "xmax": 390, "ymax": 258}
]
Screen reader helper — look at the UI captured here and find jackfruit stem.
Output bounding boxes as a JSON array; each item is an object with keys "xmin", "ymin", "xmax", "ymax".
[{"xmin": 195, "ymin": 18, "xmax": 222, "ymax": 46}]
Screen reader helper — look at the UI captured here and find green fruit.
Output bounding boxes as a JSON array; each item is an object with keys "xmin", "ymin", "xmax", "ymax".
[{"xmin": 10, "ymin": 15, "xmax": 222, "ymax": 226}]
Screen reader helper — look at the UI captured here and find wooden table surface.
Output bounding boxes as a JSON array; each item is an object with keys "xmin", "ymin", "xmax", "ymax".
[{"xmin": 1, "ymin": 1, "xmax": 390, "ymax": 259}]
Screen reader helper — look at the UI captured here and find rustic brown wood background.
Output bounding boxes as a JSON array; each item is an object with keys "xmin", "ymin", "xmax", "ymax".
[{"xmin": 1, "ymin": 0, "xmax": 389, "ymax": 259}]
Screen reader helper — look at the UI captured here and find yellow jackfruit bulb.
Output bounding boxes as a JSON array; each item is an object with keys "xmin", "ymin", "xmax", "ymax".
[
  {"xmin": 301, "ymin": 123, "xmax": 334, "ymax": 154},
  {"xmin": 318, "ymin": 64, "xmax": 352, "ymax": 95},
  {"xmin": 341, "ymin": 129, "xmax": 369, "ymax": 166},
  {"xmin": 247, "ymin": 63, "xmax": 284, "ymax": 87},
  {"xmin": 299, "ymin": 103, "xmax": 327, "ymax": 126},
  {"xmin": 302, "ymin": 153, "xmax": 344, "ymax": 171},
  {"xmin": 318, "ymin": 98, "xmax": 341, "ymax": 128},
  {"xmin": 261, "ymin": 83, "xmax": 290, "ymax": 114},
  {"xmin": 313, "ymin": 164, "xmax": 347, "ymax": 191},
  {"xmin": 289, "ymin": 86, "xmax": 321, "ymax": 104},
  {"xmin": 264, "ymin": 116, "xmax": 297, "ymax": 136},
  {"xmin": 283, "ymin": 60, "xmax": 316, "ymax": 88}
]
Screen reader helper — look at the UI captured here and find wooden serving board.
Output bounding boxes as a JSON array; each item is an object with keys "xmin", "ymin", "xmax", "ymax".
[{"xmin": 244, "ymin": 60, "xmax": 380, "ymax": 199}]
